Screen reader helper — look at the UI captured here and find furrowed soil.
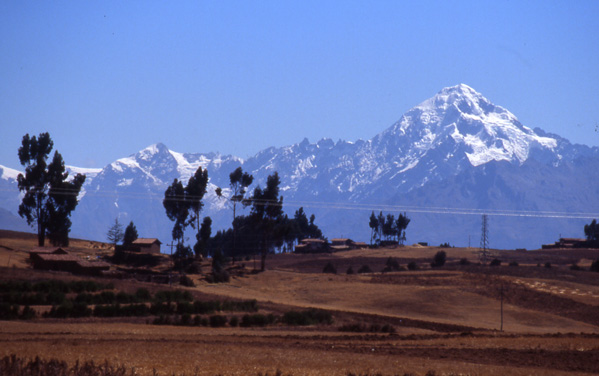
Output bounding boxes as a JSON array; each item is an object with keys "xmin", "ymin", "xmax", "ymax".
[{"xmin": 1, "ymin": 230, "xmax": 599, "ymax": 375}]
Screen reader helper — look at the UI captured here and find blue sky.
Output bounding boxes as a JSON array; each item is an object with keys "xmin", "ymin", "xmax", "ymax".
[{"xmin": 1, "ymin": 1, "xmax": 598, "ymax": 170}]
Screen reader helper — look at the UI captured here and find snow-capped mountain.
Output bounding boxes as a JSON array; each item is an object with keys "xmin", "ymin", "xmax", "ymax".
[{"xmin": 2, "ymin": 84, "xmax": 598, "ymax": 249}]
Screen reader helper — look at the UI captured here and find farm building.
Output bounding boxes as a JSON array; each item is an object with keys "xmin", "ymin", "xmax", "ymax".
[
  {"xmin": 131, "ymin": 238, "xmax": 162, "ymax": 254},
  {"xmin": 295, "ymin": 238, "xmax": 328, "ymax": 253},
  {"xmin": 330, "ymin": 238, "xmax": 368, "ymax": 251},
  {"xmin": 542, "ymin": 238, "xmax": 589, "ymax": 249},
  {"xmin": 29, "ymin": 249, "xmax": 110, "ymax": 276}
]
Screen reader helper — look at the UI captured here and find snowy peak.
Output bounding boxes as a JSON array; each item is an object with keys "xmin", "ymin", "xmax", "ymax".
[{"xmin": 381, "ymin": 84, "xmax": 558, "ymax": 167}]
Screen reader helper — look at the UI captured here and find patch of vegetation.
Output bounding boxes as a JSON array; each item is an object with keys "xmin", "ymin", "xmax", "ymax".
[
  {"xmin": 430, "ymin": 251, "xmax": 446, "ymax": 267},
  {"xmin": 281, "ymin": 309, "xmax": 333, "ymax": 326},
  {"xmin": 490, "ymin": 258, "xmax": 501, "ymax": 266},
  {"xmin": 240, "ymin": 313, "xmax": 276, "ymax": 327},
  {"xmin": 323, "ymin": 262, "xmax": 337, "ymax": 274},
  {"xmin": 459, "ymin": 258, "xmax": 470, "ymax": 266},
  {"xmin": 346, "ymin": 266, "xmax": 354, "ymax": 274},
  {"xmin": 338, "ymin": 322, "xmax": 395, "ymax": 334},
  {"xmin": 591, "ymin": 259, "xmax": 599, "ymax": 272},
  {"xmin": 382, "ymin": 257, "xmax": 401, "ymax": 273},
  {"xmin": 407, "ymin": 261, "xmax": 418, "ymax": 270},
  {"xmin": 357, "ymin": 265, "xmax": 372, "ymax": 274},
  {"xmin": 509, "ymin": 261, "xmax": 519, "ymax": 267}
]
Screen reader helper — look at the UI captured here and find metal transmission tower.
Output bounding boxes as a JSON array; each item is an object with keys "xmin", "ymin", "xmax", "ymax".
[{"xmin": 479, "ymin": 214, "xmax": 490, "ymax": 264}]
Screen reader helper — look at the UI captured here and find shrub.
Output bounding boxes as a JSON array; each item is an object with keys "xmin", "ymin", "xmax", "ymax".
[
  {"xmin": 459, "ymin": 258, "xmax": 470, "ymax": 266},
  {"xmin": 357, "ymin": 265, "xmax": 372, "ymax": 274},
  {"xmin": 385, "ymin": 257, "xmax": 401, "ymax": 271},
  {"xmin": 180, "ymin": 313, "xmax": 192, "ymax": 326},
  {"xmin": 229, "ymin": 316, "xmax": 239, "ymax": 327},
  {"xmin": 570, "ymin": 263, "xmax": 582, "ymax": 271},
  {"xmin": 440, "ymin": 242, "xmax": 451, "ymax": 248},
  {"xmin": 240, "ymin": 314, "xmax": 270, "ymax": 327},
  {"xmin": 134, "ymin": 288, "xmax": 151, "ymax": 302},
  {"xmin": 431, "ymin": 251, "xmax": 446, "ymax": 267},
  {"xmin": 346, "ymin": 266, "xmax": 354, "ymax": 274},
  {"xmin": 544, "ymin": 262, "xmax": 552, "ymax": 269},
  {"xmin": 338, "ymin": 322, "xmax": 395, "ymax": 333},
  {"xmin": 591, "ymin": 259, "xmax": 599, "ymax": 272},
  {"xmin": 490, "ymin": 258, "xmax": 501, "ymax": 267},
  {"xmin": 179, "ymin": 274, "xmax": 195, "ymax": 287},
  {"xmin": 282, "ymin": 309, "xmax": 333, "ymax": 326},
  {"xmin": 323, "ymin": 262, "xmax": 337, "ymax": 274},
  {"xmin": 0, "ymin": 303, "xmax": 19, "ymax": 320},
  {"xmin": 207, "ymin": 269, "xmax": 230, "ymax": 283},
  {"xmin": 407, "ymin": 261, "xmax": 418, "ymax": 270},
  {"xmin": 19, "ymin": 306, "xmax": 36, "ymax": 320},
  {"xmin": 209, "ymin": 315, "xmax": 228, "ymax": 327},
  {"xmin": 509, "ymin": 261, "xmax": 519, "ymax": 267}
]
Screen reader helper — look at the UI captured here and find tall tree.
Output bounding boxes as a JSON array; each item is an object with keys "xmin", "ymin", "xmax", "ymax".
[
  {"xmin": 226, "ymin": 167, "xmax": 253, "ymax": 256},
  {"xmin": 249, "ymin": 172, "xmax": 284, "ymax": 271},
  {"xmin": 377, "ymin": 211, "xmax": 385, "ymax": 243},
  {"xmin": 123, "ymin": 221, "xmax": 138, "ymax": 247},
  {"xmin": 163, "ymin": 179, "xmax": 189, "ymax": 247},
  {"xmin": 228, "ymin": 167, "xmax": 254, "ymax": 221},
  {"xmin": 186, "ymin": 167, "xmax": 209, "ymax": 232},
  {"xmin": 17, "ymin": 133, "xmax": 86, "ymax": 246},
  {"xmin": 369, "ymin": 211, "xmax": 378, "ymax": 245},
  {"xmin": 383, "ymin": 213, "xmax": 396, "ymax": 241},
  {"xmin": 106, "ymin": 217, "xmax": 124, "ymax": 246},
  {"xmin": 194, "ymin": 216, "xmax": 212, "ymax": 258},
  {"xmin": 584, "ymin": 219, "xmax": 599, "ymax": 241},
  {"xmin": 395, "ymin": 212, "xmax": 411, "ymax": 245}
]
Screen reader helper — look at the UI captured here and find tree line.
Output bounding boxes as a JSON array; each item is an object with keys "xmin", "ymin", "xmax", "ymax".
[
  {"xmin": 368, "ymin": 211, "xmax": 410, "ymax": 245},
  {"xmin": 162, "ymin": 167, "xmax": 324, "ymax": 271}
]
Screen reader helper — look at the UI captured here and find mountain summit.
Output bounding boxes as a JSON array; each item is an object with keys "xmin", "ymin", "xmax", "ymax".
[
  {"xmin": 377, "ymin": 84, "xmax": 558, "ymax": 169},
  {"xmin": 1, "ymin": 84, "xmax": 597, "ymax": 249}
]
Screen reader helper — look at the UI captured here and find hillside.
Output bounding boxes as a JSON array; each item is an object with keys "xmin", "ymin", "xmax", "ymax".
[{"xmin": 1, "ymin": 231, "xmax": 599, "ymax": 374}]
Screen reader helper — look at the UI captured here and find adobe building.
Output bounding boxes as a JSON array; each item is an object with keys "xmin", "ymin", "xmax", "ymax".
[{"xmin": 132, "ymin": 238, "xmax": 162, "ymax": 254}]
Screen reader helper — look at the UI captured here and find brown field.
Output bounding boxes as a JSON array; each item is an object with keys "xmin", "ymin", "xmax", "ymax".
[{"xmin": 1, "ymin": 230, "xmax": 599, "ymax": 375}]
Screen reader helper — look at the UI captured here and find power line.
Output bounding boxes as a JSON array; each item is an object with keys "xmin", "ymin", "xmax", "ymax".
[{"xmin": 1, "ymin": 187, "xmax": 598, "ymax": 220}]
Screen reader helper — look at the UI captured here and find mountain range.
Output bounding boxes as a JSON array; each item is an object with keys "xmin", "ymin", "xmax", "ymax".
[{"xmin": 2, "ymin": 84, "xmax": 598, "ymax": 250}]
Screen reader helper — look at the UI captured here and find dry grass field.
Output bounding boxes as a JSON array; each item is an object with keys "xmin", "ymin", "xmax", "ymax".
[{"xmin": 1, "ymin": 230, "xmax": 599, "ymax": 375}]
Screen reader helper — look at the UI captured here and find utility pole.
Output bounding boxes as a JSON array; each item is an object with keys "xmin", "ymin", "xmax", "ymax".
[
  {"xmin": 480, "ymin": 214, "xmax": 489, "ymax": 264},
  {"xmin": 500, "ymin": 283, "xmax": 504, "ymax": 332}
]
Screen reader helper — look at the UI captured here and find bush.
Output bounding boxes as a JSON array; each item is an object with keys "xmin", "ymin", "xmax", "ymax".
[
  {"xmin": 282, "ymin": 309, "xmax": 333, "ymax": 326},
  {"xmin": 407, "ymin": 261, "xmax": 418, "ymax": 271},
  {"xmin": 509, "ymin": 261, "xmax": 519, "ymax": 267},
  {"xmin": 207, "ymin": 269, "xmax": 230, "ymax": 283},
  {"xmin": 440, "ymin": 242, "xmax": 451, "ymax": 248},
  {"xmin": 544, "ymin": 262, "xmax": 552, "ymax": 269},
  {"xmin": 570, "ymin": 263, "xmax": 582, "ymax": 271},
  {"xmin": 346, "ymin": 266, "xmax": 354, "ymax": 274},
  {"xmin": 134, "ymin": 288, "xmax": 151, "ymax": 302},
  {"xmin": 357, "ymin": 265, "xmax": 372, "ymax": 274},
  {"xmin": 431, "ymin": 251, "xmax": 446, "ymax": 267},
  {"xmin": 459, "ymin": 258, "xmax": 470, "ymax": 266},
  {"xmin": 19, "ymin": 305, "xmax": 36, "ymax": 320},
  {"xmin": 240, "ymin": 313, "xmax": 271, "ymax": 327},
  {"xmin": 323, "ymin": 262, "xmax": 337, "ymax": 274},
  {"xmin": 179, "ymin": 274, "xmax": 195, "ymax": 287},
  {"xmin": 209, "ymin": 315, "xmax": 228, "ymax": 327},
  {"xmin": 338, "ymin": 322, "xmax": 395, "ymax": 334},
  {"xmin": 229, "ymin": 316, "xmax": 239, "ymax": 327},
  {"xmin": 490, "ymin": 258, "xmax": 501, "ymax": 267},
  {"xmin": 591, "ymin": 259, "xmax": 599, "ymax": 272},
  {"xmin": 385, "ymin": 257, "xmax": 401, "ymax": 271}
]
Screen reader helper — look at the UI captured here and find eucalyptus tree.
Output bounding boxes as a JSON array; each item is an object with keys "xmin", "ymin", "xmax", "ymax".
[{"xmin": 17, "ymin": 133, "xmax": 86, "ymax": 246}]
